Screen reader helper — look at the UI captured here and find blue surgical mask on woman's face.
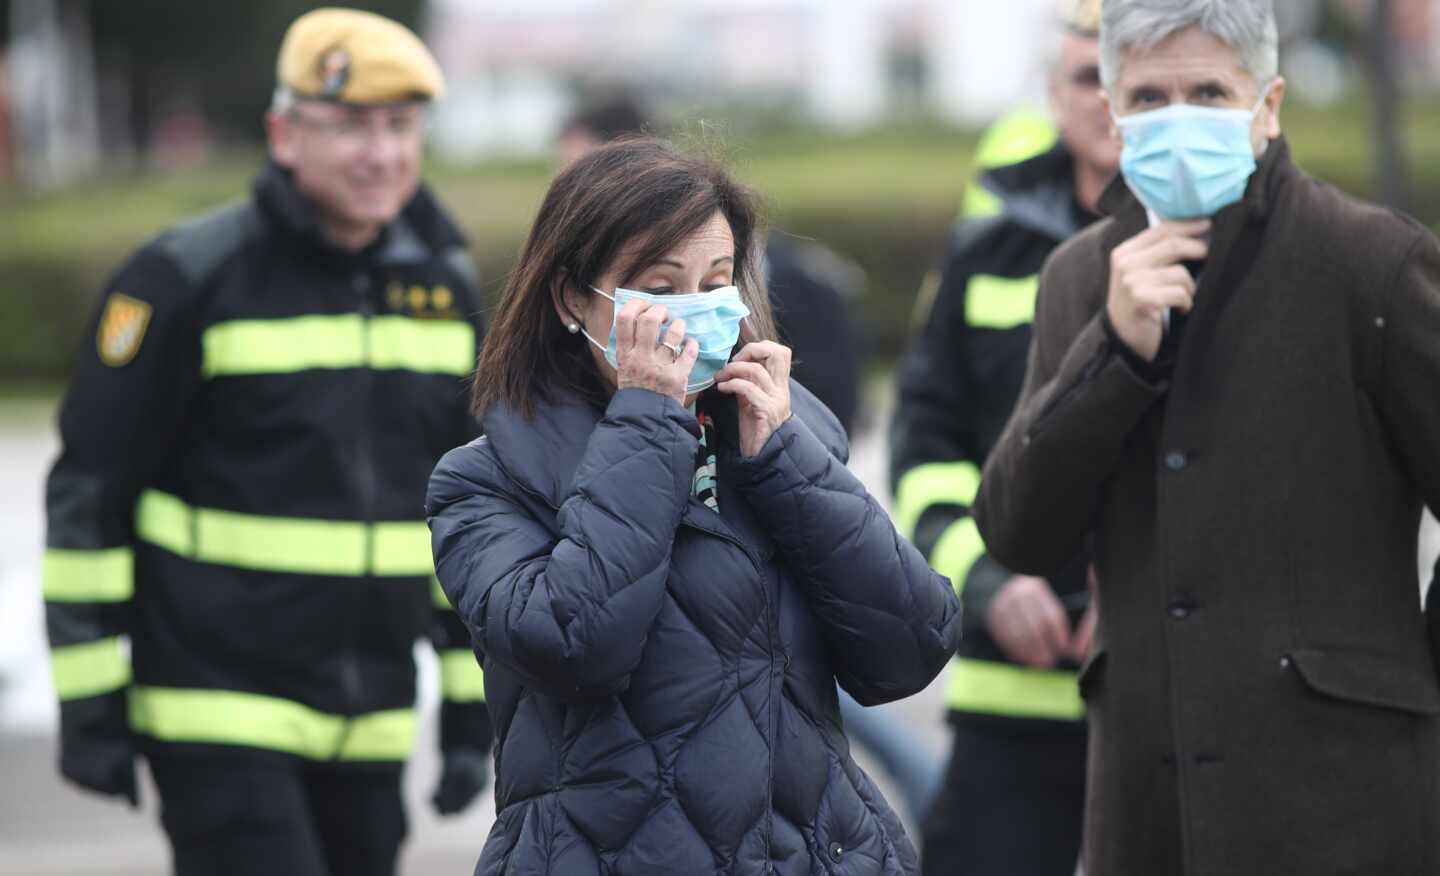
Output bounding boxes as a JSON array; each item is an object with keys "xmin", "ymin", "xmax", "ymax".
[
  {"xmin": 1114, "ymin": 85, "xmax": 1271, "ymax": 220},
  {"xmin": 581, "ymin": 285, "xmax": 752, "ymax": 393}
]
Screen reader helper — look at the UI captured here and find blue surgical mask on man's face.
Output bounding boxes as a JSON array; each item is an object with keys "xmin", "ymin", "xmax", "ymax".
[
  {"xmin": 1114, "ymin": 85, "xmax": 1271, "ymax": 220},
  {"xmin": 581, "ymin": 285, "xmax": 752, "ymax": 393}
]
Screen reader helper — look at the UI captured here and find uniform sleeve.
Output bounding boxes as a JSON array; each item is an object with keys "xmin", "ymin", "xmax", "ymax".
[
  {"xmin": 428, "ymin": 390, "xmax": 700, "ymax": 700},
  {"xmin": 734, "ymin": 416, "xmax": 961, "ymax": 706},
  {"xmin": 973, "ymin": 249, "xmax": 1167, "ymax": 577},
  {"xmin": 429, "ymin": 244, "xmax": 493, "ymax": 753},
  {"xmin": 44, "ymin": 248, "xmax": 201, "ymax": 793},
  {"xmin": 888, "ymin": 237, "xmax": 1001, "ymax": 619}
]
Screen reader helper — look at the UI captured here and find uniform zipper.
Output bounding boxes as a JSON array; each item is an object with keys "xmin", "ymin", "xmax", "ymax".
[{"xmin": 335, "ymin": 270, "xmax": 375, "ymax": 756}]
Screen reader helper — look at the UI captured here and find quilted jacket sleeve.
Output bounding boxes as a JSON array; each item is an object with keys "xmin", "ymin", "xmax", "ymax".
[
  {"xmin": 427, "ymin": 389, "xmax": 700, "ymax": 700},
  {"xmin": 732, "ymin": 415, "xmax": 961, "ymax": 706}
]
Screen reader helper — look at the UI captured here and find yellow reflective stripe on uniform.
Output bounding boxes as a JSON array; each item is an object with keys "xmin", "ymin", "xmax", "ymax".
[
  {"xmin": 51, "ymin": 637, "xmax": 131, "ymax": 701},
  {"xmin": 135, "ymin": 490, "xmax": 193, "ymax": 556},
  {"xmin": 893, "ymin": 461, "xmax": 982, "ymax": 543},
  {"xmin": 962, "ymin": 185, "xmax": 1004, "ymax": 220},
  {"xmin": 373, "ymin": 521, "xmax": 436, "ymax": 577},
  {"xmin": 945, "ymin": 657, "xmax": 1084, "ymax": 721},
  {"xmin": 368, "ymin": 316, "xmax": 474, "ymax": 376},
  {"xmin": 960, "ymin": 108, "xmax": 1058, "ymax": 221},
  {"xmin": 42, "ymin": 547, "xmax": 134, "ymax": 603},
  {"xmin": 965, "ymin": 274, "xmax": 1039, "ymax": 330},
  {"xmin": 201, "ymin": 315, "xmax": 473, "ymax": 378},
  {"xmin": 197, "ymin": 507, "xmax": 368, "ymax": 575},
  {"xmin": 439, "ymin": 650, "xmax": 486, "ymax": 703},
  {"xmin": 129, "ymin": 686, "xmax": 417, "ymax": 761},
  {"xmin": 930, "ymin": 517, "xmax": 986, "ymax": 597},
  {"xmin": 135, "ymin": 490, "xmax": 431, "ymax": 578},
  {"xmin": 974, "ymin": 108, "xmax": 1057, "ymax": 170},
  {"xmin": 202, "ymin": 315, "xmax": 364, "ymax": 378}
]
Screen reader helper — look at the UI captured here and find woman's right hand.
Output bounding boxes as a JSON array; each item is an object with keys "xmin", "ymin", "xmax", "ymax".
[{"xmin": 614, "ymin": 298, "xmax": 699, "ymax": 406}]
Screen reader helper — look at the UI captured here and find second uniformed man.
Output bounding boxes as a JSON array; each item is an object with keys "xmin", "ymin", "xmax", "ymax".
[
  {"xmin": 889, "ymin": 2, "xmax": 1117, "ymax": 873},
  {"xmin": 43, "ymin": 9, "xmax": 490, "ymax": 875}
]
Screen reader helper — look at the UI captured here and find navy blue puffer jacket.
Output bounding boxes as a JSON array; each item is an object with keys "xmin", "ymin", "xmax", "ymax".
[{"xmin": 427, "ymin": 384, "xmax": 960, "ymax": 875}]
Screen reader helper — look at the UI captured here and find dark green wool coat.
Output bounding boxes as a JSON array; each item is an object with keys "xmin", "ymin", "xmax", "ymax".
[{"xmin": 975, "ymin": 138, "xmax": 1440, "ymax": 876}]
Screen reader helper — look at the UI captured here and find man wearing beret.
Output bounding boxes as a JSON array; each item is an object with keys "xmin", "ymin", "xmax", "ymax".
[
  {"xmin": 42, "ymin": 9, "xmax": 491, "ymax": 874},
  {"xmin": 975, "ymin": 0, "xmax": 1440, "ymax": 873}
]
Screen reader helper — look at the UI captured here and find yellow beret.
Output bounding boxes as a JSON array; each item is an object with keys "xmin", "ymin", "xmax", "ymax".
[
  {"xmin": 1061, "ymin": 0, "xmax": 1102, "ymax": 36},
  {"xmin": 277, "ymin": 7, "xmax": 444, "ymax": 104}
]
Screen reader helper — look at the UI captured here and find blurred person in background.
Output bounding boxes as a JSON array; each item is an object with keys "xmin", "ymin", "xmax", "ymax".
[
  {"xmin": 975, "ymin": 0, "xmax": 1440, "ymax": 873},
  {"xmin": 427, "ymin": 137, "xmax": 960, "ymax": 875},
  {"xmin": 42, "ymin": 9, "xmax": 490, "ymax": 875},
  {"xmin": 558, "ymin": 100, "xmax": 943, "ymax": 824},
  {"xmin": 888, "ymin": 2, "xmax": 1116, "ymax": 873}
]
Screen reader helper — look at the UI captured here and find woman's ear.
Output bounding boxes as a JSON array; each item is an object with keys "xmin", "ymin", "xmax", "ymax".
[{"xmin": 550, "ymin": 275, "xmax": 586, "ymax": 333}]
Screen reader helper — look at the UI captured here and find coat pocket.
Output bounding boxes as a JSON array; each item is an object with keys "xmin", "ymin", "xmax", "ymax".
[
  {"xmin": 1077, "ymin": 647, "xmax": 1107, "ymax": 702},
  {"xmin": 1287, "ymin": 647, "xmax": 1440, "ymax": 716}
]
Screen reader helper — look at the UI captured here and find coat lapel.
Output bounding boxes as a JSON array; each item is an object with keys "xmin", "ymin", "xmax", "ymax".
[{"xmin": 1175, "ymin": 138, "xmax": 1297, "ymax": 387}]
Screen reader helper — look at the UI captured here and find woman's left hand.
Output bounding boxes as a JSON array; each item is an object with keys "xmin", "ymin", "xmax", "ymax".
[{"xmin": 716, "ymin": 339, "xmax": 793, "ymax": 458}]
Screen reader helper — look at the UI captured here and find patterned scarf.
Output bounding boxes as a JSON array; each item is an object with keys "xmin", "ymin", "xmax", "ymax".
[{"xmin": 691, "ymin": 405, "xmax": 720, "ymax": 514}]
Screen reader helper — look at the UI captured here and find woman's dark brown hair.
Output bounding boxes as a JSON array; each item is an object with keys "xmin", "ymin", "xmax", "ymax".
[{"xmin": 471, "ymin": 137, "xmax": 776, "ymax": 419}]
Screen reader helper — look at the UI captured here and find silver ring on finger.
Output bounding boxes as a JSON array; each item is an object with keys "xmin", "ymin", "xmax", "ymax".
[{"xmin": 660, "ymin": 340, "xmax": 682, "ymax": 361}]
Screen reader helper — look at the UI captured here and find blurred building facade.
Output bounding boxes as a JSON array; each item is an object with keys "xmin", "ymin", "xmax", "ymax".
[
  {"xmin": 5, "ymin": 0, "xmax": 1440, "ymax": 179},
  {"xmin": 423, "ymin": 0, "xmax": 1063, "ymax": 157}
]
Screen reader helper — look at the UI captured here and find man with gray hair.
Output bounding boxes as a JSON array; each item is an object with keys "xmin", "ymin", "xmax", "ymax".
[{"xmin": 975, "ymin": 0, "xmax": 1440, "ymax": 873}]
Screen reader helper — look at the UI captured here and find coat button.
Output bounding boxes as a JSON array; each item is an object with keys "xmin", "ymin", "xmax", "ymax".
[
  {"xmin": 829, "ymin": 842, "xmax": 844, "ymax": 861},
  {"xmin": 1279, "ymin": 655, "xmax": 1292, "ymax": 669},
  {"xmin": 1164, "ymin": 450, "xmax": 1188, "ymax": 471},
  {"xmin": 1167, "ymin": 599, "xmax": 1192, "ymax": 620}
]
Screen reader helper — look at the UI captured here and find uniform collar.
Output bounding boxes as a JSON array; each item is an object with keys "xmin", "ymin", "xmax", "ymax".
[
  {"xmin": 978, "ymin": 142, "xmax": 1090, "ymax": 243},
  {"xmin": 252, "ymin": 161, "xmax": 464, "ymax": 266}
]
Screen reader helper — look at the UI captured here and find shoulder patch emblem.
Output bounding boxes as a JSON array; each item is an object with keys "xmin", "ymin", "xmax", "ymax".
[{"xmin": 96, "ymin": 293, "xmax": 153, "ymax": 367}]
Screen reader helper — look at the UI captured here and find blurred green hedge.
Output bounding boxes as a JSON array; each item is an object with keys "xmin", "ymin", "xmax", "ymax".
[{"xmin": 3, "ymin": 98, "xmax": 1439, "ymax": 382}]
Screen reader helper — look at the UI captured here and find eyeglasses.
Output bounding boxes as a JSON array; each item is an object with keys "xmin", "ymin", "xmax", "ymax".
[{"xmin": 289, "ymin": 103, "xmax": 429, "ymax": 145}]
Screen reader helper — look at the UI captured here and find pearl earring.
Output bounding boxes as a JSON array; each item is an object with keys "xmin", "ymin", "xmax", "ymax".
[{"xmin": 566, "ymin": 322, "xmax": 580, "ymax": 334}]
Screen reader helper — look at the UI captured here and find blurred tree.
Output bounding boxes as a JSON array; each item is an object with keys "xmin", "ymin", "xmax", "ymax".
[
  {"xmin": 83, "ymin": 0, "xmax": 423, "ymax": 151},
  {"xmin": 1367, "ymin": 0, "xmax": 1409, "ymax": 209}
]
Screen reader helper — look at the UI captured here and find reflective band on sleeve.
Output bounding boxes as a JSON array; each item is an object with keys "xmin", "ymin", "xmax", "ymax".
[
  {"xmin": 439, "ymin": 650, "xmax": 486, "ymax": 703},
  {"xmin": 136, "ymin": 490, "xmax": 193, "ymax": 557},
  {"xmin": 202, "ymin": 314, "xmax": 474, "ymax": 379},
  {"xmin": 431, "ymin": 576, "xmax": 452, "ymax": 609},
  {"xmin": 929, "ymin": 517, "xmax": 986, "ymax": 597},
  {"xmin": 129, "ymin": 686, "xmax": 417, "ymax": 761},
  {"xmin": 368, "ymin": 317, "xmax": 475, "ymax": 377},
  {"xmin": 51, "ymin": 637, "xmax": 131, "ymax": 701},
  {"xmin": 965, "ymin": 274, "xmax": 1039, "ymax": 330},
  {"xmin": 373, "ymin": 522, "xmax": 437, "ymax": 577},
  {"xmin": 136, "ymin": 490, "xmax": 431, "ymax": 578},
  {"xmin": 893, "ymin": 461, "xmax": 982, "ymax": 543},
  {"xmin": 42, "ymin": 547, "xmax": 134, "ymax": 603},
  {"xmin": 945, "ymin": 657, "xmax": 1084, "ymax": 721}
]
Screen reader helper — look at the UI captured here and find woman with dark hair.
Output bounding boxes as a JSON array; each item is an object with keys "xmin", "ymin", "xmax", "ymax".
[{"xmin": 427, "ymin": 138, "xmax": 959, "ymax": 876}]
